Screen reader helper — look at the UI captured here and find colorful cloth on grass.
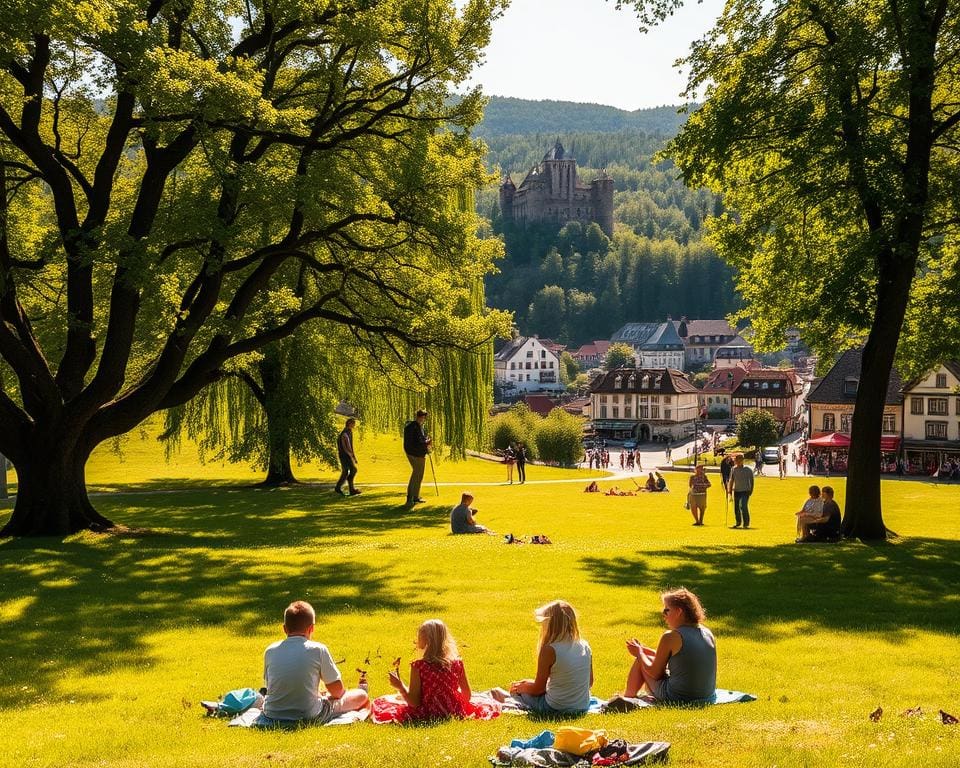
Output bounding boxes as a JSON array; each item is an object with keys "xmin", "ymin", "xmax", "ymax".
[
  {"xmin": 228, "ymin": 706, "xmax": 369, "ymax": 728},
  {"xmin": 371, "ymin": 661, "xmax": 501, "ymax": 723},
  {"xmin": 489, "ymin": 741, "xmax": 670, "ymax": 767},
  {"xmin": 601, "ymin": 688, "xmax": 757, "ymax": 713}
]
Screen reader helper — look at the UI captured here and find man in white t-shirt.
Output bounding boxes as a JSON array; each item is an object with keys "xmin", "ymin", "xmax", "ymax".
[{"xmin": 262, "ymin": 601, "xmax": 368, "ymax": 722}]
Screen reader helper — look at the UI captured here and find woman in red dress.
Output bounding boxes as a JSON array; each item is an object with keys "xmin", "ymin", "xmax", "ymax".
[{"xmin": 371, "ymin": 620, "xmax": 498, "ymax": 723}]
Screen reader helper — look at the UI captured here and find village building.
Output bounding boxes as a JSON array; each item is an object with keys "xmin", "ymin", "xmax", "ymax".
[
  {"xmin": 675, "ymin": 318, "xmax": 738, "ymax": 368},
  {"xmin": 589, "ymin": 367, "xmax": 699, "ymax": 442},
  {"xmin": 499, "ymin": 140, "xmax": 614, "ymax": 237},
  {"xmin": 609, "ymin": 321, "xmax": 686, "ymax": 370},
  {"xmin": 713, "ymin": 334, "xmax": 756, "ymax": 369},
  {"xmin": 494, "ymin": 335, "xmax": 563, "ymax": 394},
  {"xmin": 570, "ymin": 340, "xmax": 610, "ymax": 369},
  {"xmin": 700, "ymin": 362, "xmax": 757, "ymax": 418},
  {"xmin": 731, "ymin": 368, "xmax": 802, "ymax": 435},
  {"xmin": 804, "ymin": 348, "xmax": 903, "ymax": 472},
  {"xmin": 901, "ymin": 361, "xmax": 960, "ymax": 473}
]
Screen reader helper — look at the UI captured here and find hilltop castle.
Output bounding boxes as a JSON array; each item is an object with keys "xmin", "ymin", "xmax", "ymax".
[{"xmin": 499, "ymin": 140, "xmax": 614, "ymax": 238}]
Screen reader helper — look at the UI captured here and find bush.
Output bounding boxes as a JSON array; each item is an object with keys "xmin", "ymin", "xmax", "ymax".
[
  {"xmin": 486, "ymin": 403, "xmax": 542, "ymax": 459},
  {"xmin": 533, "ymin": 409, "xmax": 586, "ymax": 466}
]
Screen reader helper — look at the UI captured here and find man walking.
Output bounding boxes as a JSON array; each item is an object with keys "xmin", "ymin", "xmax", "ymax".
[
  {"xmin": 334, "ymin": 418, "xmax": 360, "ymax": 496},
  {"xmin": 727, "ymin": 454, "xmax": 755, "ymax": 529},
  {"xmin": 403, "ymin": 409, "xmax": 431, "ymax": 506}
]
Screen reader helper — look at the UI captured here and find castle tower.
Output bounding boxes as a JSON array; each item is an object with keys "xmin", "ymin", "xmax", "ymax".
[
  {"xmin": 590, "ymin": 170, "xmax": 614, "ymax": 238},
  {"xmin": 499, "ymin": 175, "xmax": 516, "ymax": 223},
  {"xmin": 543, "ymin": 140, "xmax": 576, "ymax": 205}
]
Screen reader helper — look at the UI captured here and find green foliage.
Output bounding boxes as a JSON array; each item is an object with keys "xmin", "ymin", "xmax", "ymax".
[
  {"xmin": 692, "ymin": 371, "xmax": 710, "ymax": 388},
  {"xmin": 559, "ymin": 351, "xmax": 580, "ymax": 384},
  {"xmin": 533, "ymin": 408, "xmax": 586, "ymax": 466},
  {"xmin": 605, "ymin": 343, "xmax": 636, "ymax": 370},
  {"xmin": 486, "ymin": 411, "xmax": 531, "ymax": 458},
  {"xmin": 736, "ymin": 409, "xmax": 779, "ymax": 453}
]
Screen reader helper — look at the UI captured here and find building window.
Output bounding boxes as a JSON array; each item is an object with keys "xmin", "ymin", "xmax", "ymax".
[
  {"xmin": 708, "ymin": 397, "xmax": 713, "ymax": 404},
  {"xmin": 843, "ymin": 378, "xmax": 859, "ymax": 395},
  {"xmin": 882, "ymin": 413, "xmax": 896, "ymax": 433},
  {"xmin": 664, "ymin": 396, "xmax": 672, "ymax": 404},
  {"xmin": 926, "ymin": 421, "xmax": 948, "ymax": 439},
  {"xmin": 840, "ymin": 414, "xmax": 851, "ymax": 433},
  {"xmin": 823, "ymin": 413, "xmax": 836, "ymax": 431},
  {"xmin": 510, "ymin": 362, "xmax": 515, "ymax": 370},
  {"xmin": 956, "ymin": 397, "xmax": 960, "ymax": 415},
  {"xmin": 929, "ymin": 398, "xmax": 948, "ymax": 415},
  {"xmin": 638, "ymin": 405, "xmax": 649, "ymax": 419},
  {"xmin": 600, "ymin": 405, "xmax": 608, "ymax": 418},
  {"xmin": 541, "ymin": 350, "xmax": 546, "ymax": 358},
  {"xmin": 612, "ymin": 395, "xmax": 619, "ymax": 404},
  {"xmin": 526, "ymin": 351, "xmax": 533, "ymax": 358},
  {"xmin": 614, "ymin": 376, "xmax": 623, "ymax": 389},
  {"xmin": 509, "ymin": 374, "xmax": 515, "ymax": 380},
  {"xmin": 910, "ymin": 397, "xmax": 924, "ymax": 415},
  {"xmin": 624, "ymin": 407, "xmax": 631, "ymax": 419},
  {"xmin": 936, "ymin": 373, "xmax": 947, "ymax": 388},
  {"xmin": 651, "ymin": 405, "xmax": 660, "ymax": 419},
  {"xmin": 526, "ymin": 374, "xmax": 530, "ymax": 381},
  {"xmin": 612, "ymin": 407, "xmax": 619, "ymax": 418},
  {"xmin": 665, "ymin": 408, "xmax": 671, "ymax": 419},
  {"xmin": 549, "ymin": 362, "xmax": 554, "ymax": 368}
]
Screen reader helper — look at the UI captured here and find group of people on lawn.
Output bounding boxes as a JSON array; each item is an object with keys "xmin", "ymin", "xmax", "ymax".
[{"xmin": 259, "ymin": 589, "xmax": 716, "ymax": 726}]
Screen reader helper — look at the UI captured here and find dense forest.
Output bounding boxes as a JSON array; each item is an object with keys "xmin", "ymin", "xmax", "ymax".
[{"xmin": 475, "ymin": 99, "xmax": 741, "ymax": 348}]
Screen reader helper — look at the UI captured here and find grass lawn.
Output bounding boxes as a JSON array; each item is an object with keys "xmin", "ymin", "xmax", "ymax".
[{"xmin": 1, "ymin": 435, "xmax": 959, "ymax": 767}]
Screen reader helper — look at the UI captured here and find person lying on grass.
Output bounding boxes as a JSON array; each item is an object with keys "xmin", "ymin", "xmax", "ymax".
[
  {"xmin": 450, "ymin": 492, "xmax": 494, "ymax": 534},
  {"xmin": 262, "ymin": 601, "xmax": 369, "ymax": 723},
  {"xmin": 621, "ymin": 588, "xmax": 717, "ymax": 703},
  {"xmin": 797, "ymin": 485, "xmax": 841, "ymax": 543},
  {"xmin": 373, "ymin": 619, "xmax": 498, "ymax": 722},
  {"xmin": 794, "ymin": 485, "xmax": 825, "ymax": 540},
  {"xmin": 491, "ymin": 600, "xmax": 593, "ymax": 715}
]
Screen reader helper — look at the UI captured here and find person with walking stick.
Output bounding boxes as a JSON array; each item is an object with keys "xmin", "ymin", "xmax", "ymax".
[{"xmin": 403, "ymin": 409, "xmax": 432, "ymax": 506}]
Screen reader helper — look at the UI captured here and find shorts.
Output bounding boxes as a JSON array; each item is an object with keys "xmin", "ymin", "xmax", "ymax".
[
  {"xmin": 514, "ymin": 691, "xmax": 587, "ymax": 715},
  {"xmin": 263, "ymin": 695, "xmax": 344, "ymax": 725}
]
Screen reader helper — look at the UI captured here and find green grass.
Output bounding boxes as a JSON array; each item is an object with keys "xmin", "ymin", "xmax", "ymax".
[{"xmin": 1, "ymin": 434, "xmax": 959, "ymax": 767}]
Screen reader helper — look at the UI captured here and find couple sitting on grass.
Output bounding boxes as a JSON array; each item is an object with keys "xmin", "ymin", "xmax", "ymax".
[
  {"xmin": 490, "ymin": 590, "xmax": 716, "ymax": 713},
  {"xmin": 795, "ymin": 485, "xmax": 842, "ymax": 543},
  {"xmin": 261, "ymin": 588, "xmax": 716, "ymax": 727}
]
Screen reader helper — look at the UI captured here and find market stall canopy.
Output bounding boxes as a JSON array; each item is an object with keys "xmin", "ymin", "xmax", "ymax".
[
  {"xmin": 808, "ymin": 432, "xmax": 851, "ymax": 448},
  {"xmin": 880, "ymin": 435, "xmax": 901, "ymax": 452}
]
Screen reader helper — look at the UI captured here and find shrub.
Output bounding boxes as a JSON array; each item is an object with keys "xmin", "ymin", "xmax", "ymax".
[{"xmin": 533, "ymin": 409, "xmax": 586, "ymax": 466}]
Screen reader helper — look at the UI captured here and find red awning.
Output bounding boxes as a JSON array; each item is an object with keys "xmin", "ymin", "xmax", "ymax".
[
  {"xmin": 880, "ymin": 435, "xmax": 901, "ymax": 453},
  {"xmin": 807, "ymin": 432, "xmax": 851, "ymax": 448}
]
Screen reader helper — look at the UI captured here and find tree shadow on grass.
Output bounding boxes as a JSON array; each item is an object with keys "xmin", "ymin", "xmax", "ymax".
[
  {"xmin": 0, "ymin": 489, "xmax": 446, "ymax": 711},
  {"xmin": 579, "ymin": 537, "xmax": 960, "ymax": 639}
]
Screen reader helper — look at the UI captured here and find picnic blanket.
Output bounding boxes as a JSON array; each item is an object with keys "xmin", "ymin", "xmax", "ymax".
[
  {"xmin": 485, "ymin": 689, "xmax": 755, "ymax": 716},
  {"xmin": 370, "ymin": 693, "xmax": 501, "ymax": 723},
  {"xmin": 228, "ymin": 706, "xmax": 370, "ymax": 728},
  {"xmin": 490, "ymin": 741, "xmax": 670, "ymax": 767}
]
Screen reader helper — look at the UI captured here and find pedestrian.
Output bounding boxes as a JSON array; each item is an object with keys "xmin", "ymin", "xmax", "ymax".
[
  {"xmin": 726, "ymin": 454, "xmax": 755, "ymax": 529},
  {"xmin": 504, "ymin": 443, "xmax": 516, "ymax": 484},
  {"xmin": 754, "ymin": 451, "xmax": 764, "ymax": 476},
  {"xmin": 516, "ymin": 442, "xmax": 527, "ymax": 484},
  {"xmin": 719, "ymin": 454, "xmax": 734, "ymax": 491},
  {"xmin": 620, "ymin": 452, "xmax": 625, "ymax": 469},
  {"xmin": 688, "ymin": 465, "xmax": 711, "ymax": 526},
  {"xmin": 403, "ymin": 409, "xmax": 432, "ymax": 506},
  {"xmin": 334, "ymin": 417, "xmax": 361, "ymax": 496}
]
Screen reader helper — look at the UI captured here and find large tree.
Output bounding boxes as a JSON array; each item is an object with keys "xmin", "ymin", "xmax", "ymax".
[
  {"xmin": 0, "ymin": 0, "xmax": 509, "ymax": 536},
  {"xmin": 620, "ymin": 0, "xmax": 960, "ymax": 538}
]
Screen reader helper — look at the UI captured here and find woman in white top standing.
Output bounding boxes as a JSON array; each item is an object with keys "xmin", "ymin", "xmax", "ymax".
[{"xmin": 492, "ymin": 600, "xmax": 593, "ymax": 714}]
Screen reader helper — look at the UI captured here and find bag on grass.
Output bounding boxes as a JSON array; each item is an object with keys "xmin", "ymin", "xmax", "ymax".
[
  {"xmin": 219, "ymin": 688, "xmax": 259, "ymax": 714},
  {"xmin": 554, "ymin": 726, "xmax": 608, "ymax": 756}
]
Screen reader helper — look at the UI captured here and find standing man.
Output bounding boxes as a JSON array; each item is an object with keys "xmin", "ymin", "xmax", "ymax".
[
  {"xmin": 516, "ymin": 442, "xmax": 528, "ymax": 484},
  {"xmin": 727, "ymin": 454, "xmax": 755, "ymax": 529},
  {"xmin": 335, "ymin": 418, "xmax": 360, "ymax": 496},
  {"xmin": 403, "ymin": 409, "xmax": 431, "ymax": 506}
]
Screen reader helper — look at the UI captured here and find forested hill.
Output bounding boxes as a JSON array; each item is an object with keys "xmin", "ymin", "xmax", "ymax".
[
  {"xmin": 475, "ymin": 98, "xmax": 741, "ymax": 351},
  {"xmin": 475, "ymin": 96, "xmax": 688, "ymax": 137}
]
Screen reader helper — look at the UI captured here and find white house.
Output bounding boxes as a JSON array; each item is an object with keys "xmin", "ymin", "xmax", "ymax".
[
  {"xmin": 902, "ymin": 361, "xmax": 960, "ymax": 473},
  {"xmin": 494, "ymin": 335, "xmax": 563, "ymax": 394}
]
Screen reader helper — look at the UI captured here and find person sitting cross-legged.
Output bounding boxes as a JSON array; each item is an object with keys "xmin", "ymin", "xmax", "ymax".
[
  {"xmin": 794, "ymin": 485, "xmax": 824, "ymax": 541},
  {"xmin": 261, "ymin": 601, "xmax": 369, "ymax": 724},
  {"xmin": 450, "ymin": 492, "xmax": 492, "ymax": 535}
]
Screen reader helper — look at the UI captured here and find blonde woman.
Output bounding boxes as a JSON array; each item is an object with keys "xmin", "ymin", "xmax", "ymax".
[
  {"xmin": 373, "ymin": 619, "xmax": 498, "ymax": 722},
  {"xmin": 493, "ymin": 600, "xmax": 593, "ymax": 714},
  {"xmin": 623, "ymin": 587, "xmax": 717, "ymax": 702}
]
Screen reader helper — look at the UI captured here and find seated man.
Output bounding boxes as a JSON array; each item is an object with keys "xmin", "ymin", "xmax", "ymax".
[
  {"xmin": 262, "ymin": 601, "xmax": 369, "ymax": 723},
  {"xmin": 450, "ymin": 492, "xmax": 492, "ymax": 534},
  {"xmin": 801, "ymin": 485, "xmax": 842, "ymax": 542}
]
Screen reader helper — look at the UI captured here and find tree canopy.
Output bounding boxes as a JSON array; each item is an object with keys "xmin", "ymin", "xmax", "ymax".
[
  {"xmin": 621, "ymin": 0, "xmax": 960, "ymax": 538},
  {"xmin": 0, "ymin": 0, "xmax": 510, "ymax": 536}
]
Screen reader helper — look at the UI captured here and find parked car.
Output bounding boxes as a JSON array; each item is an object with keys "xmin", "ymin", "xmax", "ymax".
[{"xmin": 761, "ymin": 446, "xmax": 782, "ymax": 464}]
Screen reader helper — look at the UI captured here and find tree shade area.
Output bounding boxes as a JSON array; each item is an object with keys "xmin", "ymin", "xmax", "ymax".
[
  {"xmin": 0, "ymin": 0, "xmax": 511, "ymax": 535},
  {"xmin": 620, "ymin": 0, "xmax": 960, "ymax": 539}
]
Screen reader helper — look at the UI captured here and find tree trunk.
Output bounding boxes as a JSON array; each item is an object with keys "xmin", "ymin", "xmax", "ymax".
[
  {"xmin": 842, "ymin": 257, "xmax": 916, "ymax": 541},
  {"xmin": 0, "ymin": 441, "xmax": 113, "ymax": 536},
  {"xmin": 259, "ymin": 353, "xmax": 297, "ymax": 486}
]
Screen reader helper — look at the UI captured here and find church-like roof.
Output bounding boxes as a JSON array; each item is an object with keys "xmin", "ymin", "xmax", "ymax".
[
  {"xmin": 643, "ymin": 322, "xmax": 685, "ymax": 351},
  {"xmin": 543, "ymin": 139, "xmax": 565, "ymax": 161}
]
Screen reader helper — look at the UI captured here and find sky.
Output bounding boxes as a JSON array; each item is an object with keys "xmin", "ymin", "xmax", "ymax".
[{"xmin": 465, "ymin": 0, "xmax": 726, "ymax": 110}]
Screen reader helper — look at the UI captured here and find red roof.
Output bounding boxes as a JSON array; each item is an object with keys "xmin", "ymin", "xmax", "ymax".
[
  {"xmin": 522, "ymin": 394, "xmax": 560, "ymax": 417},
  {"xmin": 572, "ymin": 340, "xmax": 610, "ymax": 359}
]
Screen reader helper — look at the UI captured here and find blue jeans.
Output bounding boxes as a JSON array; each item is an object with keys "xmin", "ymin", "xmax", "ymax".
[{"xmin": 733, "ymin": 491, "xmax": 751, "ymax": 527}]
